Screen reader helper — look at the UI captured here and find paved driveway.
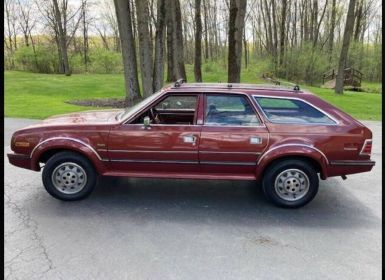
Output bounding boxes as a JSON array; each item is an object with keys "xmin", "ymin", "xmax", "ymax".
[{"xmin": 4, "ymin": 118, "xmax": 382, "ymax": 280}]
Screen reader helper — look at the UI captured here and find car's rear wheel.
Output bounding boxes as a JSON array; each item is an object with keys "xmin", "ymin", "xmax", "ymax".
[
  {"xmin": 42, "ymin": 151, "xmax": 97, "ymax": 201},
  {"xmin": 262, "ymin": 159, "xmax": 319, "ymax": 208}
]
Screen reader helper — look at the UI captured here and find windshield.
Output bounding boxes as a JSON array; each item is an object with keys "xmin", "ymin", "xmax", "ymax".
[{"xmin": 117, "ymin": 90, "xmax": 164, "ymax": 121}]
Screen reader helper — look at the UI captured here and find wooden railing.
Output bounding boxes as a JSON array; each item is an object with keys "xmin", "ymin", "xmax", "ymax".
[{"xmin": 322, "ymin": 67, "xmax": 363, "ymax": 88}]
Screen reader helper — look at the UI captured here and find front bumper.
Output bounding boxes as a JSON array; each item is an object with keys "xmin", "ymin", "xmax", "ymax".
[{"xmin": 7, "ymin": 153, "xmax": 39, "ymax": 171}]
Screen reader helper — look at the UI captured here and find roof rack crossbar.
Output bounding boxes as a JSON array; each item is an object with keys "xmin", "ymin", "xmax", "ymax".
[{"xmin": 174, "ymin": 79, "xmax": 185, "ymax": 88}]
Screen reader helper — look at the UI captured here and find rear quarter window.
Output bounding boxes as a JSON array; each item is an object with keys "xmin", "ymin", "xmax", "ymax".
[{"xmin": 254, "ymin": 97, "xmax": 337, "ymax": 125}]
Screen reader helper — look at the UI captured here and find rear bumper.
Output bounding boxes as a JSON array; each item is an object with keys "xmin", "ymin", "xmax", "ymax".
[
  {"xmin": 326, "ymin": 160, "xmax": 375, "ymax": 177},
  {"xmin": 7, "ymin": 153, "xmax": 39, "ymax": 171}
]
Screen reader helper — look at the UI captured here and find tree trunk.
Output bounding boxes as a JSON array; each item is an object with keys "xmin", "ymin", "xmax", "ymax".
[
  {"xmin": 114, "ymin": 0, "xmax": 141, "ymax": 104},
  {"xmin": 174, "ymin": 0, "xmax": 187, "ymax": 80},
  {"xmin": 153, "ymin": 0, "xmax": 166, "ymax": 91},
  {"xmin": 353, "ymin": 0, "xmax": 363, "ymax": 41},
  {"xmin": 270, "ymin": 0, "xmax": 278, "ymax": 70},
  {"xmin": 166, "ymin": 9, "xmax": 174, "ymax": 82},
  {"xmin": 165, "ymin": 0, "xmax": 186, "ymax": 82},
  {"xmin": 279, "ymin": 0, "xmax": 287, "ymax": 67},
  {"xmin": 52, "ymin": 0, "xmax": 71, "ymax": 76},
  {"xmin": 194, "ymin": 0, "xmax": 202, "ymax": 82},
  {"xmin": 228, "ymin": 0, "xmax": 247, "ymax": 83},
  {"xmin": 203, "ymin": 0, "xmax": 209, "ymax": 61},
  {"xmin": 82, "ymin": 0, "xmax": 89, "ymax": 72},
  {"xmin": 135, "ymin": 0, "xmax": 154, "ymax": 97},
  {"xmin": 335, "ymin": 0, "xmax": 356, "ymax": 94},
  {"xmin": 328, "ymin": 0, "xmax": 336, "ymax": 65}
]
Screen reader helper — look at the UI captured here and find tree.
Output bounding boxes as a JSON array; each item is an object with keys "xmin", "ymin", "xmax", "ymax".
[
  {"xmin": 81, "ymin": 0, "xmax": 90, "ymax": 71},
  {"xmin": 335, "ymin": 0, "xmax": 356, "ymax": 94},
  {"xmin": 52, "ymin": 0, "xmax": 71, "ymax": 76},
  {"xmin": 279, "ymin": 0, "xmax": 287, "ymax": 67},
  {"xmin": 166, "ymin": 0, "xmax": 186, "ymax": 82},
  {"xmin": 153, "ymin": 0, "xmax": 166, "ymax": 92},
  {"xmin": 194, "ymin": 0, "xmax": 202, "ymax": 82},
  {"xmin": 114, "ymin": 0, "xmax": 140, "ymax": 104},
  {"xmin": 228, "ymin": 0, "xmax": 247, "ymax": 83},
  {"xmin": 135, "ymin": 0, "xmax": 154, "ymax": 97},
  {"xmin": 328, "ymin": 0, "xmax": 337, "ymax": 65}
]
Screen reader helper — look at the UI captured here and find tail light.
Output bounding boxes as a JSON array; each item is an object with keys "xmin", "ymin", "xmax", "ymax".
[{"xmin": 359, "ymin": 139, "xmax": 372, "ymax": 156}]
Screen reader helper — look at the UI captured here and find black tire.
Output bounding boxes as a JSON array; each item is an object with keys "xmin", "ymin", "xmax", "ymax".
[
  {"xmin": 42, "ymin": 151, "xmax": 97, "ymax": 201},
  {"xmin": 262, "ymin": 159, "xmax": 319, "ymax": 208}
]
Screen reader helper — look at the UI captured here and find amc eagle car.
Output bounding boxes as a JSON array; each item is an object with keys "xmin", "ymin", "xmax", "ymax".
[{"xmin": 8, "ymin": 80, "xmax": 375, "ymax": 208}]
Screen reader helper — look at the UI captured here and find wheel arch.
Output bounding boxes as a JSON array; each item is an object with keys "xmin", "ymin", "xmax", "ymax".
[
  {"xmin": 256, "ymin": 145, "xmax": 328, "ymax": 180},
  {"xmin": 31, "ymin": 138, "xmax": 107, "ymax": 174}
]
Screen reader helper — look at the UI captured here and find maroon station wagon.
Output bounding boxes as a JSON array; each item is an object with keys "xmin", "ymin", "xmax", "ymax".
[{"xmin": 8, "ymin": 80, "xmax": 375, "ymax": 208}]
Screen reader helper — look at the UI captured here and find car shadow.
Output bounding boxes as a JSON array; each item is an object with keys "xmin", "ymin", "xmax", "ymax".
[{"xmin": 39, "ymin": 175, "xmax": 379, "ymax": 230}]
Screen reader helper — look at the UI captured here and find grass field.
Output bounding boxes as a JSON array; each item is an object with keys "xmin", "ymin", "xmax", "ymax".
[{"xmin": 4, "ymin": 68, "xmax": 382, "ymax": 120}]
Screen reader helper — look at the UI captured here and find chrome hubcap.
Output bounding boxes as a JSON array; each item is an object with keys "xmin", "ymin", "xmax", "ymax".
[
  {"xmin": 274, "ymin": 169, "xmax": 310, "ymax": 201},
  {"xmin": 51, "ymin": 162, "xmax": 87, "ymax": 194}
]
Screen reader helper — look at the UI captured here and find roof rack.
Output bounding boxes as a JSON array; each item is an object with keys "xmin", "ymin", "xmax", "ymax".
[
  {"xmin": 173, "ymin": 82, "xmax": 302, "ymax": 92},
  {"xmin": 174, "ymin": 79, "xmax": 185, "ymax": 88}
]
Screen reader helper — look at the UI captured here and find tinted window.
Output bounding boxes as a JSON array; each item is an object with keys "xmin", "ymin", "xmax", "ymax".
[
  {"xmin": 155, "ymin": 95, "xmax": 197, "ymax": 110},
  {"xmin": 254, "ymin": 97, "xmax": 336, "ymax": 124},
  {"xmin": 205, "ymin": 95, "xmax": 260, "ymax": 126}
]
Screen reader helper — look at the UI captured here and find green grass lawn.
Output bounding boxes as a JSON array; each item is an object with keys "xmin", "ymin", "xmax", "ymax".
[{"xmin": 4, "ymin": 69, "xmax": 382, "ymax": 120}]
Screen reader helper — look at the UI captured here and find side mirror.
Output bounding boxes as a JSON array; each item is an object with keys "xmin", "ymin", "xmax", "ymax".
[{"xmin": 143, "ymin": 116, "xmax": 151, "ymax": 128}]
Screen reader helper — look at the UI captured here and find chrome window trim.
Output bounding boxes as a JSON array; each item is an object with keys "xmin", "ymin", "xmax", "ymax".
[
  {"xmin": 252, "ymin": 95, "xmax": 340, "ymax": 126},
  {"xmin": 123, "ymin": 92, "xmax": 200, "ymax": 125},
  {"xmin": 30, "ymin": 137, "xmax": 102, "ymax": 160},
  {"xmin": 202, "ymin": 124, "xmax": 266, "ymax": 128},
  {"xmin": 203, "ymin": 92, "xmax": 264, "ymax": 127},
  {"xmin": 257, "ymin": 143, "xmax": 329, "ymax": 165}
]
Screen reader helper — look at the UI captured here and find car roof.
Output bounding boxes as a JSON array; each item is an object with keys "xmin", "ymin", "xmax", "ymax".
[{"xmin": 165, "ymin": 82, "xmax": 309, "ymax": 97}]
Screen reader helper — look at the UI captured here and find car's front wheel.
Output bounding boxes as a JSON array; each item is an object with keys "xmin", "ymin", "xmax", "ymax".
[
  {"xmin": 42, "ymin": 151, "xmax": 97, "ymax": 201},
  {"xmin": 262, "ymin": 159, "xmax": 319, "ymax": 208}
]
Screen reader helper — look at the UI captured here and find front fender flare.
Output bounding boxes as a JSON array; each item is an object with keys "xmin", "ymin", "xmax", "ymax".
[{"xmin": 30, "ymin": 137, "xmax": 107, "ymax": 174}]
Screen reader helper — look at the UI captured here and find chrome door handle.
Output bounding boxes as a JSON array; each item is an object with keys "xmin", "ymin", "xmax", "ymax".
[
  {"xmin": 250, "ymin": 136, "xmax": 262, "ymax": 144},
  {"xmin": 183, "ymin": 135, "xmax": 197, "ymax": 145}
]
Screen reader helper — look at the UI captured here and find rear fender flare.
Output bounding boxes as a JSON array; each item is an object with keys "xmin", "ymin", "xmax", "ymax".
[{"xmin": 255, "ymin": 144, "xmax": 329, "ymax": 180}]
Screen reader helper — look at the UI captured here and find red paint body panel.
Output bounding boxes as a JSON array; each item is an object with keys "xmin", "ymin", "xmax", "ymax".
[{"xmin": 8, "ymin": 84, "xmax": 375, "ymax": 182}]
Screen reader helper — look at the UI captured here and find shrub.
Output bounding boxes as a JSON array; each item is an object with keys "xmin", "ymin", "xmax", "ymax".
[
  {"xmin": 88, "ymin": 48, "xmax": 123, "ymax": 73},
  {"xmin": 14, "ymin": 45, "xmax": 58, "ymax": 73}
]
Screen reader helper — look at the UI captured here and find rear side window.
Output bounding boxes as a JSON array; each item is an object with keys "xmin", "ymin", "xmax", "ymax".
[
  {"xmin": 205, "ymin": 95, "xmax": 260, "ymax": 126},
  {"xmin": 254, "ymin": 97, "xmax": 336, "ymax": 125}
]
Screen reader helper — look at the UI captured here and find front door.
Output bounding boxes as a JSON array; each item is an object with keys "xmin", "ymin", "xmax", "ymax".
[
  {"xmin": 199, "ymin": 93, "xmax": 269, "ymax": 176},
  {"xmin": 107, "ymin": 94, "xmax": 202, "ymax": 175}
]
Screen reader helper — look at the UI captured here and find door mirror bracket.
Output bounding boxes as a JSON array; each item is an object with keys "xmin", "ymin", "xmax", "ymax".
[{"xmin": 143, "ymin": 116, "xmax": 151, "ymax": 129}]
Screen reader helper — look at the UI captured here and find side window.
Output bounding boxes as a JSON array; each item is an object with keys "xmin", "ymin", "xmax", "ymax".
[
  {"xmin": 205, "ymin": 95, "xmax": 260, "ymax": 126},
  {"xmin": 131, "ymin": 94, "xmax": 198, "ymax": 125},
  {"xmin": 254, "ymin": 97, "xmax": 336, "ymax": 124},
  {"xmin": 155, "ymin": 95, "xmax": 197, "ymax": 110}
]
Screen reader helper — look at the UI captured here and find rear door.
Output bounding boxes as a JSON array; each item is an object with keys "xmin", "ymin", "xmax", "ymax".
[{"xmin": 199, "ymin": 93, "xmax": 269, "ymax": 176}]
